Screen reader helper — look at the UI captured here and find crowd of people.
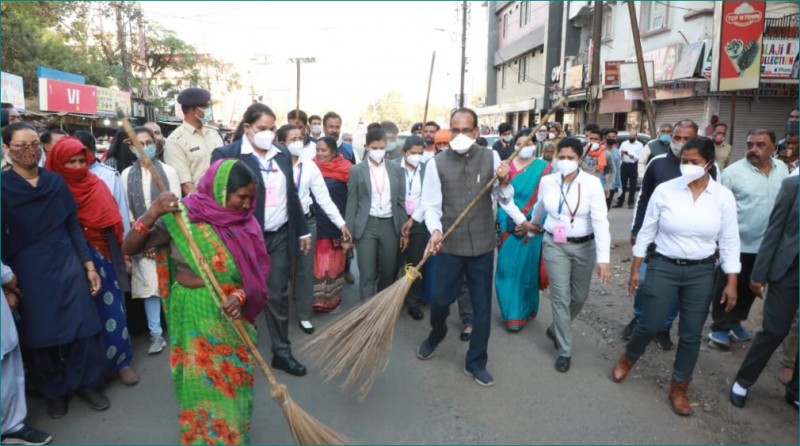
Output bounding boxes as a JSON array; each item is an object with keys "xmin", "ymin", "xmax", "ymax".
[{"xmin": 1, "ymin": 92, "xmax": 798, "ymax": 444}]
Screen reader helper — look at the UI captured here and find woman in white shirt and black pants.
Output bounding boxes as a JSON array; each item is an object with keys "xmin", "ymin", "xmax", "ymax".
[
  {"xmin": 612, "ymin": 136, "xmax": 740, "ymax": 416},
  {"xmin": 530, "ymin": 138, "xmax": 612, "ymax": 373}
]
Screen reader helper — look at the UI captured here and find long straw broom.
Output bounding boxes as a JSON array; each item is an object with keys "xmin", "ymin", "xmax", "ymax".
[
  {"xmin": 301, "ymin": 97, "xmax": 569, "ymax": 400},
  {"xmin": 117, "ymin": 112, "xmax": 348, "ymax": 445}
]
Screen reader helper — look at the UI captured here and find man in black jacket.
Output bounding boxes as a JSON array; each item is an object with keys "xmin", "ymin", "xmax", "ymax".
[
  {"xmin": 729, "ymin": 175, "xmax": 799, "ymax": 410},
  {"xmin": 211, "ymin": 105, "xmax": 311, "ymax": 376}
]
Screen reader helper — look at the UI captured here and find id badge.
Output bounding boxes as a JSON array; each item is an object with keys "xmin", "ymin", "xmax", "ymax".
[
  {"xmin": 553, "ymin": 222, "xmax": 568, "ymax": 244},
  {"xmin": 404, "ymin": 199, "xmax": 415, "ymax": 216},
  {"xmin": 265, "ymin": 184, "xmax": 279, "ymax": 207}
]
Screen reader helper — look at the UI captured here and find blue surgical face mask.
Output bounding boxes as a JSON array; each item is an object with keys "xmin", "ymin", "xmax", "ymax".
[
  {"xmin": 659, "ymin": 134, "xmax": 671, "ymax": 144},
  {"xmin": 503, "ymin": 134, "xmax": 513, "ymax": 142},
  {"xmin": 135, "ymin": 144, "xmax": 157, "ymax": 160},
  {"xmin": 196, "ymin": 108, "xmax": 212, "ymax": 125}
]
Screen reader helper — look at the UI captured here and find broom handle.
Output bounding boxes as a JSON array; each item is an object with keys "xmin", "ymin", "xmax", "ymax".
[
  {"xmin": 422, "ymin": 51, "xmax": 435, "ymax": 124},
  {"xmin": 414, "ymin": 97, "xmax": 567, "ymax": 271},
  {"xmin": 117, "ymin": 114, "xmax": 283, "ymax": 391}
]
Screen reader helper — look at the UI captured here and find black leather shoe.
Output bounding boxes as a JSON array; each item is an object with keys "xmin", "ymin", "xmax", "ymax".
[
  {"xmin": 78, "ymin": 390, "xmax": 110, "ymax": 411},
  {"xmin": 546, "ymin": 326, "xmax": 559, "ymax": 350},
  {"xmin": 46, "ymin": 397, "xmax": 68, "ymax": 419},
  {"xmin": 272, "ymin": 355, "xmax": 307, "ymax": 377},
  {"xmin": 555, "ymin": 356, "xmax": 571, "ymax": 373},
  {"xmin": 729, "ymin": 385, "xmax": 747, "ymax": 408},
  {"xmin": 612, "ymin": 202, "xmax": 624, "ymax": 209},
  {"xmin": 408, "ymin": 306, "xmax": 424, "ymax": 320}
]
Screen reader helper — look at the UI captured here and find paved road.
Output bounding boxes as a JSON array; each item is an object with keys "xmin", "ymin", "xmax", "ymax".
[{"xmin": 25, "ymin": 208, "xmax": 798, "ymax": 444}]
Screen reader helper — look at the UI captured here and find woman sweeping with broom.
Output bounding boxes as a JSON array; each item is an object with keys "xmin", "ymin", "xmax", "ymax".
[{"xmin": 122, "ymin": 159, "xmax": 270, "ymax": 445}]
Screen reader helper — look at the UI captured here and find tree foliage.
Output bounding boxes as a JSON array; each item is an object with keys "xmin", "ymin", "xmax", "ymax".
[{"xmin": 2, "ymin": 0, "xmax": 240, "ymax": 110}]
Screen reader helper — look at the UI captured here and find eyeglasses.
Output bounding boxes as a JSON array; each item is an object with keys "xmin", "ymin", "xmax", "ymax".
[
  {"xmin": 8, "ymin": 142, "xmax": 42, "ymax": 151},
  {"xmin": 449, "ymin": 128, "xmax": 474, "ymax": 136}
]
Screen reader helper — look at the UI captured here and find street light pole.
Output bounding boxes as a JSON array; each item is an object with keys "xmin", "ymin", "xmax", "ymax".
[{"xmin": 459, "ymin": 0, "xmax": 468, "ymax": 108}]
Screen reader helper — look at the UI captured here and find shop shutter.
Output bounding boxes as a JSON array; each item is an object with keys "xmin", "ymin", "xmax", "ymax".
[
  {"xmin": 653, "ymin": 98, "xmax": 707, "ymax": 133},
  {"xmin": 718, "ymin": 97, "xmax": 796, "ymax": 163}
]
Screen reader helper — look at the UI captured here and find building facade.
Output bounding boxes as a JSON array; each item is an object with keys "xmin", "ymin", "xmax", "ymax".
[{"xmin": 483, "ymin": 1, "xmax": 798, "ymax": 162}]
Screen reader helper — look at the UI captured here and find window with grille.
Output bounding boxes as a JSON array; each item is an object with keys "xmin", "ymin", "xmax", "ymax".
[{"xmin": 641, "ymin": 1, "xmax": 670, "ymax": 34}]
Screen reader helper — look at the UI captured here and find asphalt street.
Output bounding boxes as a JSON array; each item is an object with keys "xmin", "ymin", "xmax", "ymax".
[{"xmin": 24, "ymin": 208, "xmax": 799, "ymax": 444}]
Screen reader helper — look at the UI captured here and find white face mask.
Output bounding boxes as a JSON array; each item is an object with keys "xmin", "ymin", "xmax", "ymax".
[
  {"xmin": 421, "ymin": 151, "xmax": 435, "ymax": 163},
  {"xmin": 253, "ymin": 130, "xmax": 275, "ymax": 151},
  {"xmin": 386, "ymin": 141, "xmax": 399, "ymax": 152},
  {"xmin": 406, "ymin": 153, "xmax": 422, "ymax": 167},
  {"xmin": 589, "ymin": 142, "xmax": 600, "ymax": 151},
  {"xmin": 556, "ymin": 159, "xmax": 579, "ymax": 176},
  {"xmin": 548, "ymin": 132, "xmax": 556, "ymax": 140},
  {"xmin": 287, "ymin": 141, "xmax": 305, "ymax": 157},
  {"xmin": 536, "ymin": 132, "xmax": 546, "ymax": 142},
  {"xmin": 368, "ymin": 149, "xmax": 386, "ymax": 163},
  {"xmin": 310, "ymin": 124, "xmax": 322, "ymax": 134},
  {"xmin": 680, "ymin": 163, "xmax": 708, "ymax": 183},
  {"xmin": 519, "ymin": 146, "xmax": 535, "ymax": 159},
  {"xmin": 670, "ymin": 142, "xmax": 683, "ymax": 157},
  {"xmin": 449, "ymin": 134, "xmax": 475, "ymax": 154}
]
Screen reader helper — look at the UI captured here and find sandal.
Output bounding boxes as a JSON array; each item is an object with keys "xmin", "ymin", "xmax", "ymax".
[{"xmin": 460, "ymin": 325, "xmax": 473, "ymax": 342}]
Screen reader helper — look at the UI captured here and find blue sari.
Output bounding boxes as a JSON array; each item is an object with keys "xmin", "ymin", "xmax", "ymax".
[{"xmin": 495, "ymin": 159, "xmax": 550, "ymax": 331}]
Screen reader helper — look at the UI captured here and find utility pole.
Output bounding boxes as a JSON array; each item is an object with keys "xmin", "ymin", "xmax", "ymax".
[
  {"xmin": 459, "ymin": 0, "xmax": 468, "ymax": 108},
  {"xmin": 137, "ymin": 1, "xmax": 148, "ymax": 99},
  {"xmin": 588, "ymin": 0, "xmax": 603, "ymax": 123},
  {"xmin": 627, "ymin": 1, "xmax": 655, "ymax": 134},
  {"xmin": 114, "ymin": 1, "xmax": 131, "ymax": 92}
]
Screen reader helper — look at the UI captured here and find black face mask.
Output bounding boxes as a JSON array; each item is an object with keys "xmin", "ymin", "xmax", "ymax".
[
  {"xmin": 628, "ymin": 137, "xmax": 636, "ymax": 142},
  {"xmin": 606, "ymin": 138, "xmax": 616, "ymax": 146}
]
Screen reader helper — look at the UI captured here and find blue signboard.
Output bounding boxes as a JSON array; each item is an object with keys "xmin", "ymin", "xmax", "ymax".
[{"xmin": 36, "ymin": 66, "xmax": 85, "ymax": 85}]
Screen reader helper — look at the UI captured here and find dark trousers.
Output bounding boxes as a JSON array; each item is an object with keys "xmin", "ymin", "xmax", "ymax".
[
  {"xmin": 632, "ymin": 261, "xmax": 678, "ymax": 331},
  {"xmin": 711, "ymin": 253, "xmax": 756, "ymax": 332},
  {"xmin": 400, "ymin": 221, "xmax": 428, "ymax": 307},
  {"xmin": 625, "ymin": 257, "xmax": 715, "ymax": 382},
  {"xmin": 263, "ymin": 225, "xmax": 294, "ymax": 359},
  {"xmin": 23, "ymin": 333, "xmax": 106, "ymax": 400},
  {"xmin": 735, "ymin": 260, "xmax": 799, "ymax": 391},
  {"xmin": 605, "ymin": 189, "xmax": 617, "ymax": 210},
  {"xmin": 426, "ymin": 250, "xmax": 494, "ymax": 373},
  {"xmin": 617, "ymin": 163, "xmax": 638, "ymax": 206}
]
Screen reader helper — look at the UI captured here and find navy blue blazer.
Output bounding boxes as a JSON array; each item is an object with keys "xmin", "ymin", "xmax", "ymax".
[{"xmin": 211, "ymin": 139, "xmax": 309, "ymax": 257}]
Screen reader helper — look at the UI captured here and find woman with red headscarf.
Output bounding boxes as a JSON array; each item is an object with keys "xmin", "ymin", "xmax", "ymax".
[{"xmin": 46, "ymin": 137, "xmax": 138, "ymax": 387}]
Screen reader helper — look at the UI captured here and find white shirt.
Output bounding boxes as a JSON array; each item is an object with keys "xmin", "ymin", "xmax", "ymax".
[
  {"xmin": 633, "ymin": 177, "xmax": 741, "ymax": 274},
  {"xmin": 368, "ymin": 160, "xmax": 393, "ymax": 218},
  {"xmin": 619, "ymin": 140, "xmax": 644, "ymax": 164},
  {"xmin": 403, "ymin": 162, "xmax": 425, "ymax": 223},
  {"xmin": 530, "ymin": 171, "xmax": 611, "ymax": 263},
  {"xmin": 242, "ymin": 137, "xmax": 288, "ymax": 231},
  {"xmin": 294, "ymin": 159, "xmax": 346, "ymax": 228},
  {"xmin": 121, "ymin": 162, "xmax": 182, "ymax": 298},
  {"xmin": 421, "ymin": 150, "xmax": 525, "ymax": 235}
]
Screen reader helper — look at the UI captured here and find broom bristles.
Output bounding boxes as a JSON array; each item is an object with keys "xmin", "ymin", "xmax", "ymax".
[
  {"xmin": 301, "ymin": 269, "xmax": 419, "ymax": 400},
  {"xmin": 282, "ymin": 397, "xmax": 350, "ymax": 445}
]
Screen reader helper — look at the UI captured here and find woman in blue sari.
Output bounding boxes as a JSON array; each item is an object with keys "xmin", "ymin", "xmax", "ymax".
[{"xmin": 495, "ymin": 134, "xmax": 552, "ymax": 331}]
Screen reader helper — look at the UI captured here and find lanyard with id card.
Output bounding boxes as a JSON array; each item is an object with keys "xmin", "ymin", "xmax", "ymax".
[
  {"xmin": 554, "ymin": 174, "xmax": 580, "ymax": 244},
  {"xmin": 404, "ymin": 167, "xmax": 417, "ymax": 215},
  {"xmin": 261, "ymin": 158, "xmax": 280, "ymax": 207}
]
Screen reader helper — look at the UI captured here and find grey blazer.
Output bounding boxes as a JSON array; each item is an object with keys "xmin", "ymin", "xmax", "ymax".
[
  {"xmin": 345, "ymin": 158, "xmax": 406, "ymax": 240},
  {"xmin": 751, "ymin": 175, "xmax": 799, "ymax": 283}
]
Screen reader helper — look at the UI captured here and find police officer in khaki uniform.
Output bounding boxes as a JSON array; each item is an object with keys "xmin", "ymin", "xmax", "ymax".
[{"xmin": 164, "ymin": 87, "xmax": 224, "ymax": 196}]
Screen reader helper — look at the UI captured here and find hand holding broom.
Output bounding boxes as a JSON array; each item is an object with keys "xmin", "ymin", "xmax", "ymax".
[
  {"xmin": 302, "ymin": 97, "xmax": 568, "ymax": 400},
  {"xmin": 117, "ymin": 111, "xmax": 347, "ymax": 445}
]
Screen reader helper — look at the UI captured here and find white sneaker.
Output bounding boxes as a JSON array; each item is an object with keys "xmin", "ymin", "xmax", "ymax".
[{"xmin": 148, "ymin": 335, "xmax": 167, "ymax": 355}]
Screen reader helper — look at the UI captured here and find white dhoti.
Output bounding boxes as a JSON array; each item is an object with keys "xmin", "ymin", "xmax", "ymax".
[{"xmin": 1, "ymin": 345, "xmax": 27, "ymax": 434}]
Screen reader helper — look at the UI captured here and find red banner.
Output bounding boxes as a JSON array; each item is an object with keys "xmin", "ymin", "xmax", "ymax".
[
  {"xmin": 38, "ymin": 78, "xmax": 97, "ymax": 114},
  {"xmin": 719, "ymin": 1, "xmax": 766, "ymax": 91}
]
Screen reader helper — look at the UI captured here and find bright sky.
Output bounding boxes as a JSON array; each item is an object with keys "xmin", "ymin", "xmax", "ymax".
[{"xmin": 142, "ymin": 1, "xmax": 489, "ymax": 128}]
